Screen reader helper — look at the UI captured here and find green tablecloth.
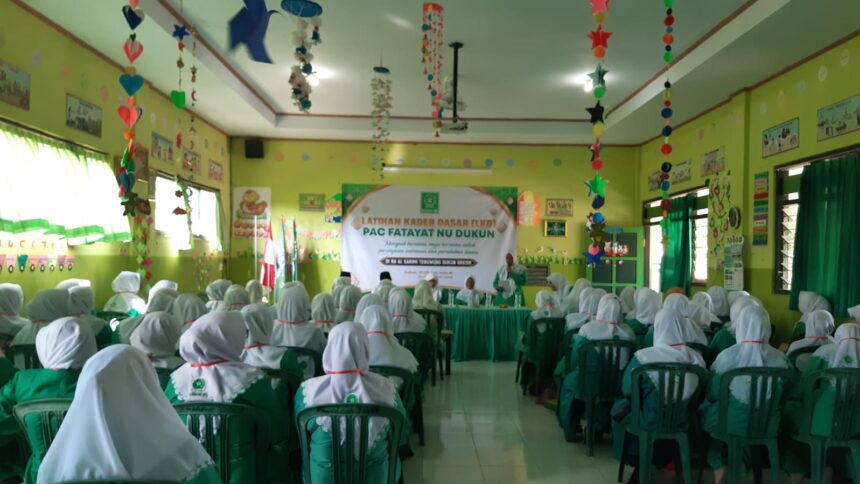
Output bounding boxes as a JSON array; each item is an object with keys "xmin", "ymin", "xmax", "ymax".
[{"xmin": 442, "ymin": 307, "xmax": 532, "ymax": 362}]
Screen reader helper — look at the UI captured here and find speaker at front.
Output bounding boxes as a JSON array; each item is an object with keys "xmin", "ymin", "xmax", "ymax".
[{"xmin": 245, "ymin": 139, "xmax": 264, "ymax": 159}]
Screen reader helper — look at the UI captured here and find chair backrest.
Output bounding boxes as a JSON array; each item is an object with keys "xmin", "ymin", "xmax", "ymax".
[
  {"xmin": 528, "ymin": 318, "xmax": 566, "ymax": 363},
  {"xmin": 629, "ymin": 363, "xmax": 708, "ymax": 433},
  {"xmin": 172, "ymin": 402, "xmax": 269, "ymax": 484},
  {"xmin": 369, "ymin": 365, "xmax": 414, "ymax": 405},
  {"xmin": 296, "ymin": 403, "xmax": 404, "ymax": 484},
  {"xmin": 7, "ymin": 344, "xmax": 41, "ymax": 370},
  {"xmin": 394, "ymin": 332, "xmax": 435, "ymax": 378},
  {"xmin": 282, "ymin": 346, "xmax": 323, "ymax": 380},
  {"xmin": 562, "ymin": 329, "xmax": 578, "ymax": 375},
  {"xmin": 414, "ymin": 309, "xmax": 444, "ymax": 340},
  {"xmin": 801, "ymin": 368, "xmax": 860, "ymax": 440},
  {"xmin": 57, "ymin": 480, "xmax": 181, "ymax": 483},
  {"xmin": 577, "ymin": 339, "xmax": 638, "ymax": 402},
  {"xmin": 717, "ymin": 367, "xmax": 794, "ymax": 438},
  {"xmin": 262, "ymin": 368, "xmax": 302, "ymax": 405},
  {"xmin": 12, "ymin": 398, "xmax": 73, "ymax": 464},
  {"xmin": 787, "ymin": 346, "xmax": 819, "ymax": 367}
]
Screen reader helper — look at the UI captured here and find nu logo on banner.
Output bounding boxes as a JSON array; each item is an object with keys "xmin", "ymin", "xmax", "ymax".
[{"xmin": 420, "ymin": 192, "xmax": 439, "ymax": 214}]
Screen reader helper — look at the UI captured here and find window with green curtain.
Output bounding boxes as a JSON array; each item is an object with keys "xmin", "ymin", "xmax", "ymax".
[
  {"xmin": 0, "ymin": 121, "xmax": 130, "ymax": 244},
  {"xmin": 789, "ymin": 153, "xmax": 860, "ymax": 316},
  {"xmin": 660, "ymin": 194, "xmax": 694, "ymax": 294}
]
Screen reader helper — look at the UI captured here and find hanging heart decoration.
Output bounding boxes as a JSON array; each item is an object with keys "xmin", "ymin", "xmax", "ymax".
[
  {"xmin": 118, "ymin": 73, "xmax": 144, "ymax": 96},
  {"xmin": 170, "ymin": 90, "xmax": 186, "ymax": 109},
  {"xmin": 121, "ymin": 5, "xmax": 145, "ymax": 30},
  {"xmin": 123, "ymin": 37, "xmax": 144, "ymax": 63},
  {"xmin": 117, "ymin": 105, "xmax": 143, "ymax": 129}
]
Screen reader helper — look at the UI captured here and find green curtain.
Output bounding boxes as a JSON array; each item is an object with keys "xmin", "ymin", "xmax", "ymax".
[
  {"xmin": 660, "ymin": 194, "xmax": 694, "ymax": 294},
  {"xmin": 789, "ymin": 153, "xmax": 860, "ymax": 316}
]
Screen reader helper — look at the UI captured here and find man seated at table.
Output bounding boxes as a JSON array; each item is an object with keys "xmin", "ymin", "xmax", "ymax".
[
  {"xmin": 455, "ymin": 275, "xmax": 484, "ymax": 307},
  {"xmin": 494, "ymin": 253, "xmax": 527, "ymax": 306}
]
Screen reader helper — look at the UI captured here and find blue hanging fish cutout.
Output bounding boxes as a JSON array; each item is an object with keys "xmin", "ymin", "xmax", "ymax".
[{"xmin": 229, "ymin": 0, "xmax": 279, "ymax": 63}]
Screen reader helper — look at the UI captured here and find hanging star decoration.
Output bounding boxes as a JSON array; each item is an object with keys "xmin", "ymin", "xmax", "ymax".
[
  {"xmin": 587, "ymin": 25, "xmax": 612, "ymax": 50},
  {"xmin": 590, "ymin": 0, "xmax": 609, "ymax": 15},
  {"xmin": 588, "ymin": 63, "xmax": 609, "ymax": 86},
  {"xmin": 172, "ymin": 24, "xmax": 189, "ymax": 41},
  {"xmin": 586, "ymin": 173, "xmax": 608, "ymax": 198},
  {"xmin": 586, "ymin": 101, "xmax": 605, "ymax": 124}
]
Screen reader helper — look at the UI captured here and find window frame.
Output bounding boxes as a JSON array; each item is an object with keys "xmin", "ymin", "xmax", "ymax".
[{"xmin": 153, "ymin": 171, "xmax": 222, "ymax": 245}]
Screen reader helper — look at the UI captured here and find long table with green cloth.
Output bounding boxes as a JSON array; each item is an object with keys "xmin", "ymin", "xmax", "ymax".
[{"xmin": 442, "ymin": 307, "xmax": 532, "ymax": 362}]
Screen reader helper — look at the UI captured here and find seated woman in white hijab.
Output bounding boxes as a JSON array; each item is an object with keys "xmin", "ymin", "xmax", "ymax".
[
  {"xmin": 38, "ymin": 345, "xmax": 219, "ymax": 484},
  {"xmin": 240, "ymin": 303, "xmax": 303, "ymax": 378},
  {"xmin": 0, "ymin": 318, "xmax": 96, "ymax": 483},
  {"xmin": 562, "ymin": 279, "xmax": 593, "ymax": 314},
  {"xmin": 643, "ymin": 293, "xmax": 707, "ymax": 348},
  {"xmin": 708, "ymin": 296, "xmax": 762, "ymax": 357},
  {"xmin": 204, "ymin": 278, "xmax": 233, "ymax": 312},
  {"xmin": 174, "ymin": 293, "xmax": 208, "ymax": 332},
  {"xmin": 167, "ymin": 311, "xmax": 289, "ymax": 482},
  {"xmin": 103, "ymin": 271, "xmax": 146, "ymax": 315},
  {"xmin": 610, "ymin": 308, "xmax": 706, "ymax": 466},
  {"xmin": 519, "ymin": 291, "xmax": 565, "ymax": 394},
  {"xmin": 790, "ymin": 291, "xmax": 832, "ymax": 343},
  {"xmin": 9, "ymin": 289, "xmax": 68, "ymax": 355},
  {"xmin": 726, "ymin": 290, "xmax": 751, "ymax": 308},
  {"xmin": 67, "ymin": 285, "xmax": 112, "ymax": 348},
  {"xmin": 355, "ymin": 293, "xmax": 385, "ymax": 325},
  {"xmin": 389, "ymin": 288, "xmax": 427, "ymax": 334},
  {"xmin": 566, "ymin": 288, "xmax": 606, "ymax": 332},
  {"xmin": 547, "ymin": 273, "xmax": 570, "ymax": 304},
  {"xmin": 455, "ymin": 275, "xmax": 483, "ymax": 307},
  {"xmin": 115, "ymin": 289, "xmax": 178, "ymax": 344},
  {"xmin": 374, "ymin": 272, "xmax": 396, "ymax": 304},
  {"xmin": 558, "ymin": 295, "xmax": 633, "ymax": 442},
  {"xmin": 335, "ymin": 285, "xmax": 363, "ymax": 325},
  {"xmin": 412, "ymin": 280, "xmax": 440, "ymax": 311},
  {"xmin": 700, "ymin": 304, "xmax": 789, "ymax": 484},
  {"xmin": 706, "ymin": 286, "xmax": 731, "ymax": 322},
  {"xmin": 128, "ymin": 311, "xmax": 184, "ymax": 389},
  {"xmin": 619, "ymin": 286, "xmax": 636, "ymax": 317},
  {"xmin": 624, "ymin": 288, "xmax": 662, "ymax": 346},
  {"xmin": 152, "ymin": 279, "xmax": 179, "ymax": 292},
  {"xmin": 0, "ymin": 284, "xmax": 26, "ymax": 345},
  {"xmin": 272, "ymin": 285, "xmax": 327, "ymax": 355},
  {"xmin": 246, "ymin": 279, "xmax": 266, "ymax": 305},
  {"xmin": 786, "ymin": 309, "xmax": 834, "ymax": 371},
  {"xmin": 331, "ymin": 272, "xmax": 352, "ymax": 302},
  {"xmin": 222, "ymin": 284, "xmax": 251, "ymax": 311},
  {"xmin": 295, "ymin": 322, "xmax": 409, "ymax": 484},
  {"xmin": 361, "ymin": 306, "xmax": 420, "ymax": 411},
  {"xmin": 311, "ymin": 293, "xmax": 337, "ymax": 334}
]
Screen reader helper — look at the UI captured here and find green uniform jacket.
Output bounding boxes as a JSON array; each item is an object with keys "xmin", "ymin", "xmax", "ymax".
[
  {"xmin": 294, "ymin": 386, "xmax": 409, "ymax": 484},
  {"xmin": 708, "ymin": 329, "xmax": 735, "ymax": 359},
  {"xmin": 624, "ymin": 319, "xmax": 650, "ymax": 348},
  {"xmin": 789, "ymin": 320, "xmax": 806, "ymax": 344},
  {"xmin": 493, "ymin": 270, "xmax": 526, "ymax": 306},
  {"xmin": 0, "ymin": 369, "xmax": 81, "ymax": 484},
  {"xmin": 166, "ymin": 377, "xmax": 290, "ymax": 484}
]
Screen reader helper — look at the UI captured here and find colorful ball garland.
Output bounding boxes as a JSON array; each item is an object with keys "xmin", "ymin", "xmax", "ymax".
[{"xmin": 659, "ymin": 0, "xmax": 675, "ymax": 243}]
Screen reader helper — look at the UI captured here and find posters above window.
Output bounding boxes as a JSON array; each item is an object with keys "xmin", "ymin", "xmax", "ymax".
[
  {"xmin": 762, "ymin": 118, "xmax": 799, "ymax": 158},
  {"xmin": 816, "ymin": 94, "xmax": 860, "ymax": 141},
  {"xmin": 0, "ymin": 59, "xmax": 30, "ymax": 110},
  {"xmin": 700, "ymin": 146, "xmax": 725, "ymax": 177},
  {"xmin": 65, "ymin": 94, "xmax": 102, "ymax": 137}
]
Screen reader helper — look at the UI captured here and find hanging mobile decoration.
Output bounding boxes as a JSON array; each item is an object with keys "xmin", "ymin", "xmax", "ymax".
[
  {"xmin": 171, "ymin": 1, "xmax": 189, "ymax": 154},
  {"xmin": 187, "ymin": 27, "xmax": 198, "ymax": 153},
  {"xmin": 284, "ymin": 0, "xmax": 323, "ymax": 112},
  {"xmin": 583, "ymin": 0, "xmax": 612, "ymax": 266},
  {"xmin": 421, "ymin": 3, "xmax": 444, "ymax": 137},
  {"xmin": 370, "ymin": 63, "xmax": 392, "ymax": 177},
  {"xmin": 658, "ymin": 0, "xmax": 675, "ymax": 246},
  {"xmin": 173, "ymin": 176, "xmax": 194, "ymax": 249},
  {"xmin": 116, "ymin": 0, "xmax": 146, "ymax": 215}
]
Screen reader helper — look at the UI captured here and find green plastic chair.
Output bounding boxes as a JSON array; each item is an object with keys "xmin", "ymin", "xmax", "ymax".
[
  {"xmin": 522, "ymin": 317, "xmax": 566, "ymax": 397},
  {"xmin": 173, "ymin": 402, "xmax": 269, "ymax": 484},
  {"xmin": 576, "ymin": 338, "xmax": 638, "ymax": 456},
  {"xmin": 282, "ymin": 346, "xmax": 323, "ymax": 380},
  {"xmin": 95, "ymin": 311, "xmax": 131, "ymax": 322},
  {"xmin": 13, "ymin": 398, "xmax": 73, "ymax": 475},
  {"xmin": 703, "ymin": 367, "xmax": 794, "ymax": 484},
  {"xmin": 296, "ymin": 403, "xmax": 405, "ymax": 484},
  {"xmin": 57, "ymin": 481, "xmax": 180, "ymax": 483},
  {"xmin": 7, "ymin": 344, "xmax": 41, "ymax": 370},
  {"xmin": 794, "ymin": 368, "xmax": 860, "ymax": 484},
  {"xmin": 415, "ymin": 308, "xmax": 446, "ymax": 381},
  {"xmin": 617, "ymin": 363, "xmax": 708, "ymax": 484},
  {"xmin": 370, "ymin": 365, "xmax": 423, "ymax": 446},
  {"xmin": 787, "ymin": 346, "xmax": 819, "ymax": 370},
  {"xmin": 561, "ymin": 329, "xmax": 579, "ymax": 376},
  {"xmin": 395, "ymin": 332, "xmax": 437, "ymax": 386}
]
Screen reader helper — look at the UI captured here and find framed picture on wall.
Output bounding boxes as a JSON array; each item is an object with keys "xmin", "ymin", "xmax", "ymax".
[
  {"xmin": 65, "ymin": 94, "xmax": 102, "ymax": 137},
  {"xmin": 762, "ymin": 117, "xmax": 799, "ymax": 158},
  {"xmin": 299, "ymin": 193, "xmax": 325, "ymax": 212},
  {"xmin": 816, "ymin": 94, "xmax": 860, "ymax": 141},
  {"xmin": 0, "ymin": 60, "xmax": 30, "ymax": 110},
  {"xmin": 151, "ymin": 132, "xmax": 174, "ymax": 164},
  {"xmin": 543, "ymin": 219, "xmax": 567, "ymax": 238},
  {"xmin": 545, "ymin": 198, "xmax": 573, "ymax": 217}
]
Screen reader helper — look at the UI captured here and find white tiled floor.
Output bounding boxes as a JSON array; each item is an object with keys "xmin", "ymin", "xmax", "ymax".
[{"xmin": 402, "ymin": 361, "xmax": 624, "ymax": 484}]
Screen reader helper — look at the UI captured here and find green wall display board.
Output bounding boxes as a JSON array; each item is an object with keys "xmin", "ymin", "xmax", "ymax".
[{"xmin": 586, "ymin": 227, "xmax": 644, "ymax": 295}]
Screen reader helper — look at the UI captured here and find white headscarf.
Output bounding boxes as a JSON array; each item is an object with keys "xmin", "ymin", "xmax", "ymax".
[
  {"xmin": 546, "ymin": 273, "xmax": 570, "ymax": 302},
  {"xmin": 311, "ymin": 293, "xmax": 337, "ymax": 333},
  {"xmin": 373, "ymin": 279, "xmax": 396, "ymax": 305},
  {"xmin": 272, "ymin": 286, "xmax": 326, "ymax": 353},
  {"xmin": 799, "ymin": 291, "xmax": 831, "ymax": 316},
  {"xmin": 55, "ymin": 278, "xmax": 90, "ymax": 291},
  {"xmin": 331, "ymin": 275, "xmax": 352, "ymax": 293},
  {"xmin": 117, "ymin": 290, "xmax": 178, "ymax": 345},
  {"xmin": 688, "ymin": 301, "xmax": 719, "ymax": 328},
  {"xmin": 412, "ymin": 281, "xmax": 440, "ymax": 311},
  {"xmin": 239, "ymin": 303, "xmax": 287, "ymax": 370},
  {"xmin": 531, "ymin": 290, "xmax": 564, "ymax": 320},
  {"xmin": 707, "ymin": 286, "xmax": 730, "ymax": 317},
  {"xmin": 68, "ymin": 286, "xmax": 108, "ymax": 336},
  {"xmin": 636, "ymin": 308, "xmax": 706, "ymax": 398},
  {"xmin": 455, "ymin": 275, "xmax": 482, "ymax": 307},
  {"xmin": 619, "ymin": 287, "xmax": 636, "ymax": 316},
  {"xmin": 389, "ymin": 289, "xmax": 427, "ymax": 333},
  {"xmin": 728, "ymin": 296, "xmax": 761, "ymax": 334},
  {"xmin": 663, "ymin": 294, "xmax": 690, "ymax": 316},
  {"xmin": 104, "ymin": 271, "xmax": 146, "ymax": 314},
  {"xmin": 726, "ymin": 290, "xmax": 751, "ymax": 308},
  {"xmin": 36, "ymin": 317, "xmax": 97, "ymax": 370},
  {"xmin": 579, "ymin": 295, "xmax": 635, "ymax": 343},
  {"xmin": 152, "ymin": 280, "xmax": 179, "ymax": 293},
  {"xmin": 0, "ymin": 283, "xmax": 26, "ymax": 339},
  {"xmin": 712, "ymin": 305, "xmax": 788, "ymax": 402},
  {"xmin": 633, "ymin": 288, "xmax": 662, "ymax": 326},
  {"xmin": 246, "ymin": 280, "xmax": 265, "ymax": 305},
  {"xmin": 361, "ymin": 306, "xmax": 419, "ymax": 373},
  {"xmin": 664, "ymin": 294, "xmax": 707, "ymax": 344},
  {"xmin": 129, "ymin": 311, "xmax": 183, "ymax": 370},
  {"xmin": 787, "ymin": 309, "xmax": 835, "ymax": 355},
  {"xmin": 566, "ymin": 288, "xmax": 606, "ymax": 331},
  {"xmin": 562, "ymin": 279, "xmax": 592, "ymax": 314},
  {"xmin": 849, "ymin": 305, "xmax": 860, "ymax": 322},
  {"xmin": 172, "ymin": 312, "xmax": 265, "ymax": 402},
  {"xmin": 11, "ymin": 289, "xmax": 68, "ymax": 346},
  {"xmin": 813, "ymin": 323, "xmax": 860, "ymax": 369},
  {"xmin": 174, "ymin": 294, "xmax": 208, "ymax": 330},
  {"xmin": 37, "ymin": 345, "xmax": 214, "ymax": 484},
  {"xmin": 355, "ymin": 294, "xmax": 385, "ymax": 324},
  {"xmin": 336, "ymin": 286, "xmax": 363, "ymax": 324},
  {"xmin": 223, "ymin": 285, "xmax": 251, "ymax": 311},
  {"xmin": 301, "ymin": 322, "xmax": 397, "ymax": 448},
  {"xmin": 205, "ymin": 279, "xmax": 233, "ymax": 312}
]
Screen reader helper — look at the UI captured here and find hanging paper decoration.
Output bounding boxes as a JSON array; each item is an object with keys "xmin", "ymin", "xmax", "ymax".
[
  {"xmin": 370, "ymin": 64, "xmax": 392, "ymax": 174},
  {"xmin": 133, "ymin": 215, "xmax": 154, "ymax": 293},
  {"xmin": 115, "ymin": 0, "xmax": 146, "ymax": 215},
  {"xmin": 172, "ymin": 4, "xmax": 188, "ymax": 154},
  {"xmin": 174, "ymin": 176, "xmax": 194, "ymax": 249},
  {"xmin": 583, "ymin": 0, "xmax": 612, "ymax": 266},
  {"xmin": 187, "ymin": 28, "xmax": 198, "ymax": 151},
  {"xmin": 421, "ymin": 3, "xmax": 444, "ymax": 137},
  {"xmin": 285, "ymin": 0, "xmax": 323, "ymax": 112},
  {"xmin": 229, "ymin": 0, "xmax": 278, "ymax": 63},
  {"xmin": 658, "ymin": 0, "xmax": 675, "ymax": 245}
]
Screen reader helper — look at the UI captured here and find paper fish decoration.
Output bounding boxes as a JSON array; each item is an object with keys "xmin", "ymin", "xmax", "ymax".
[{"xmin": 229, "ymin": 0, "xmax": 279, "ymax": 63}]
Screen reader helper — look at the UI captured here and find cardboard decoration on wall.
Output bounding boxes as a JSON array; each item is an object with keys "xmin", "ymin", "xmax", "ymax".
[
  {"xmin": 543, "ymin": 219, "xmax": 567, "ymax": 238},
  {"xmin": 208, "ymin": 160, "xmax": 223, "ymax": 182},
  {"xmin": 545, "ymin": 198, "xmax": 573, "ymax": 217},
  {"xmin": 151, "ymin": 132, "xmax": 174, "ymax": 164},
  {"xmin": 647, "ymin": 172, "xmax": 662, "ymax": 192},
  {"xmin": 299, "ymin": 193, "xmax": 325, "ymax": 212},
  {"xmin": 517, "ymin": 191, "xmax": 539, "ymax": 227},
  {"xmin": 762, "ymin": 118, "xmax": 799, "ymax": 158},
  {"xmin": 232, "ymin": 186, "xmax": 271, "ymax": 239},
  {"xmin": 65, "ymin": 94, "xmax": 102, "ymax": 137},
  {"xmin": 0, "ymin": 59, "xmax": 30, "ymax": 110},
  {"xmin": 182, "ymin": 150, "xmax": 202, "ymax": 175},
  {"xmin": 671, "ymin": 160, "xmax": 692, "ymax": 183},
  {"xmin": 700, "ymin": 146, "xmax": 725, "ymax": 177},
  {"xmin": 752, "ymin": 172, "xmax": 769, "ymax": 246},
  {"xmin": 816, "ymin": 93, "xmax": 860, "ymax": 141},
  {"xmin": 324, "ymin": 193, "xmax": 342, "ymax": 223}
]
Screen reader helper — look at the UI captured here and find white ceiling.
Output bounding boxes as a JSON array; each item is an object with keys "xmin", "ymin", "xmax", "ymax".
[{"xmin": 21, "ymin": 0, "xmax": 860, "ymax": 144}]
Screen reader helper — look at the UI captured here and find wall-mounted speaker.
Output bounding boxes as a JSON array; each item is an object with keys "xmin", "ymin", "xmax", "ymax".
[{"xmin": 245, "ymin": 139, "xmax": 264, "ymax": 159}]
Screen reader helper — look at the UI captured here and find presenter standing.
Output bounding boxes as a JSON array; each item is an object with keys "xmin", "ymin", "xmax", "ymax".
[{"xmin": 493, "ymin": 253, "xmax": 527, "ymax": 306}]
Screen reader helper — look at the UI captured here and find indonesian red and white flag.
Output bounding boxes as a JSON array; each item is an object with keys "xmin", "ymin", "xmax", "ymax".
[{"xmin": 260, "ymin": 222, "xmax": 277, "ymax": 291}]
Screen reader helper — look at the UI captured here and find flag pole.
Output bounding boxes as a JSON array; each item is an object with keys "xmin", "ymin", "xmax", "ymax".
[
  {"xmin": 281, "ymin": 216, "xmax": 289, "ymax": 284},
  {"xmin": 253, "ymin": 215, "xmax": 258, "ymax": 280},
  {"xmin": 292, "ymin": 217, "xmax": 299, "ymax": 282}
]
